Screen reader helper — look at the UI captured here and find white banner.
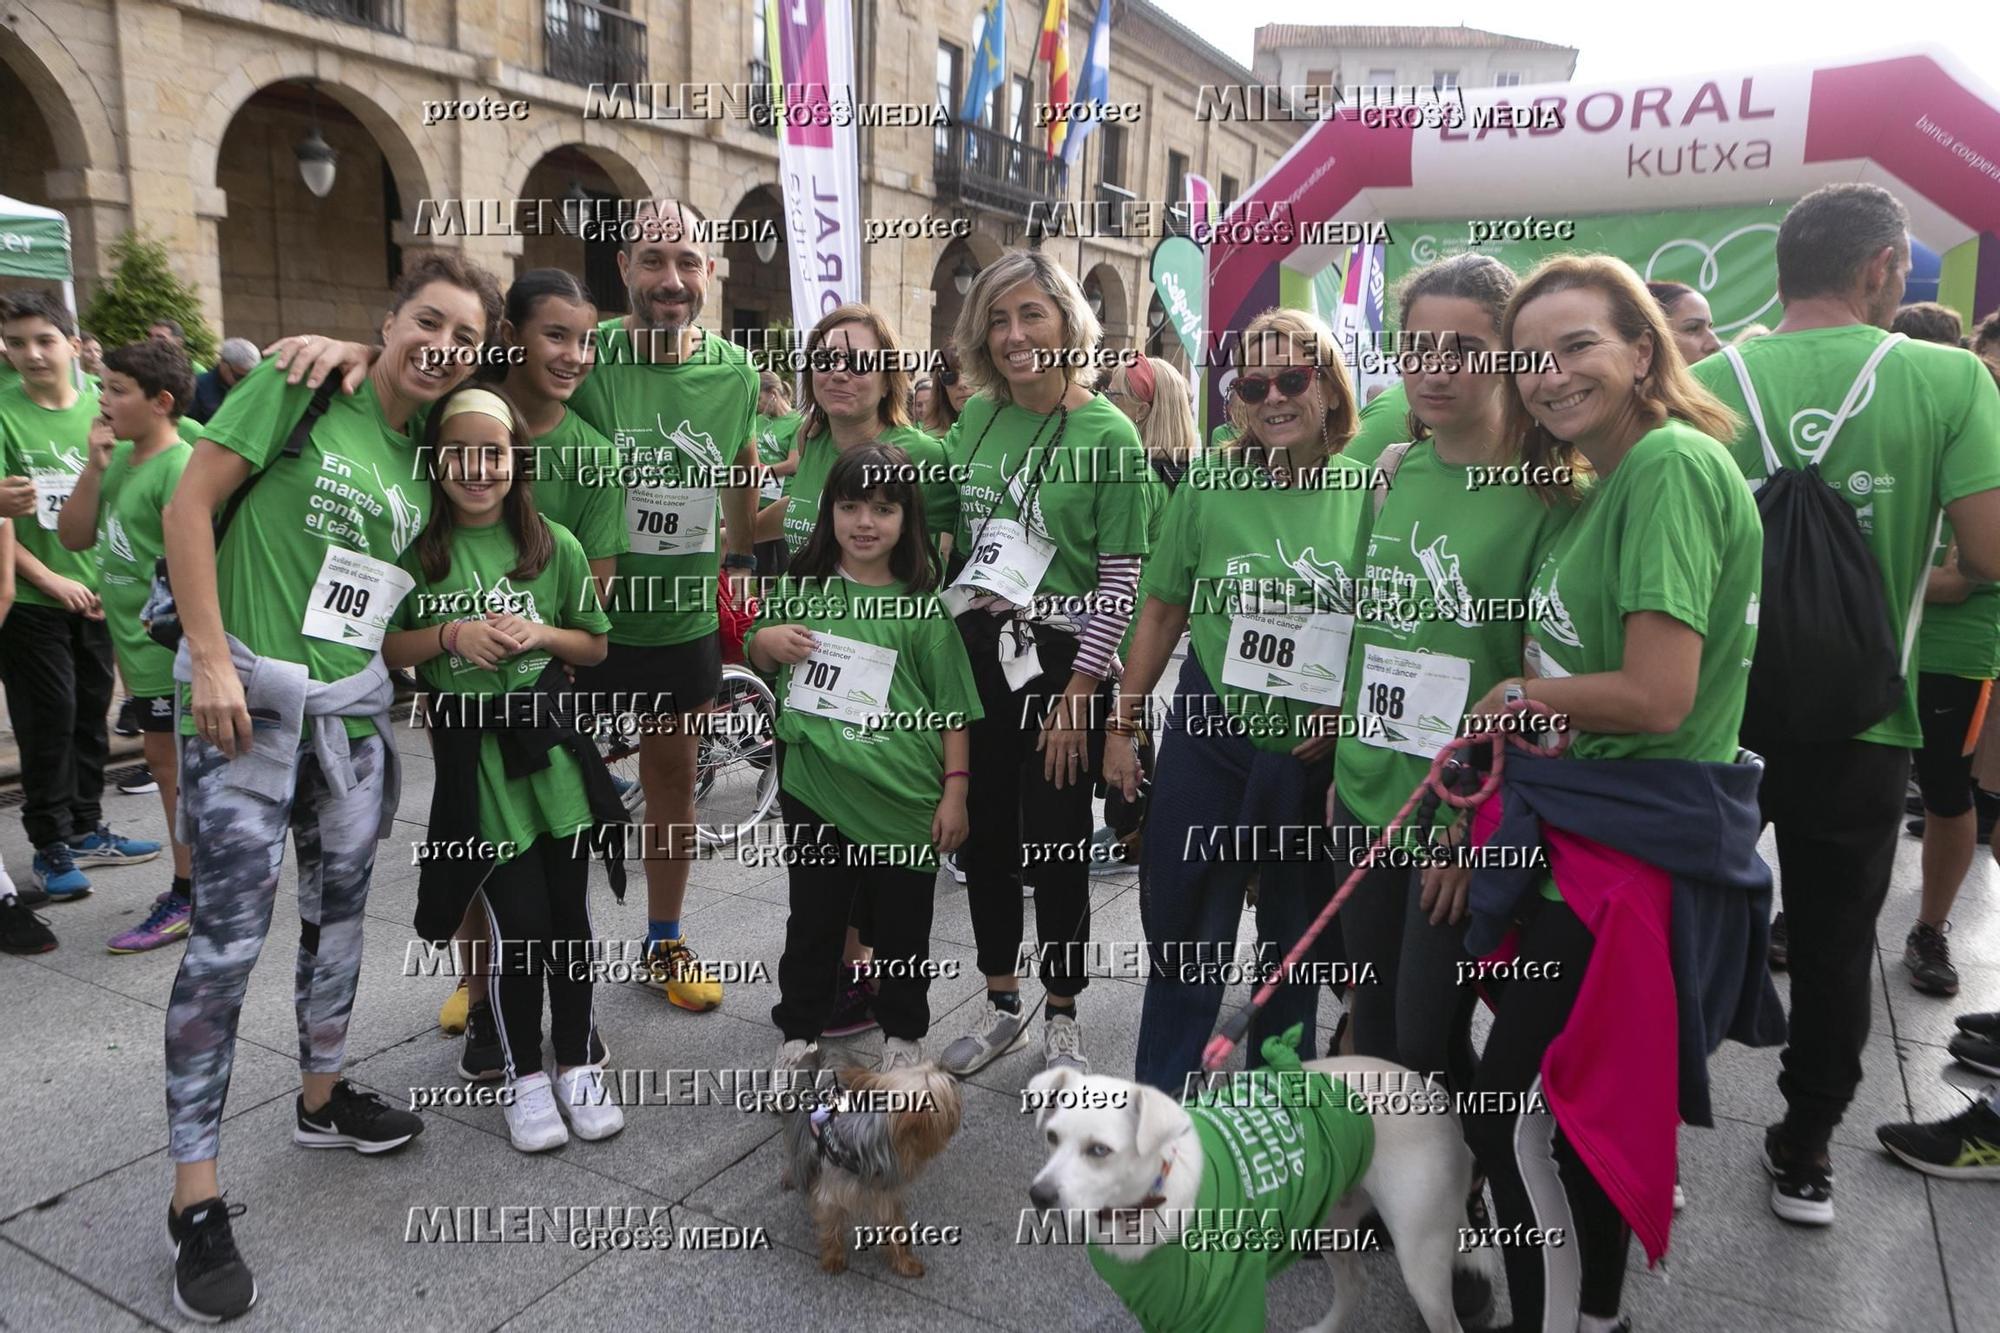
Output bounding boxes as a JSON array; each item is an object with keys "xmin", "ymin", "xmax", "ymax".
[{"xmin": 773, "ymin": 0, "xmax": 864, "ymax": 320}]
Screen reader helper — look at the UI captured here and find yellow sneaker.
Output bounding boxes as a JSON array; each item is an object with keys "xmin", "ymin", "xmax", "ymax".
[
  {"xmin": 439, "ymin": 980, "xmax": 470, "ymax": 1035},
  {"xmin": 645, "ymin": 936, "xmax": 722, "ymax": 1012}
]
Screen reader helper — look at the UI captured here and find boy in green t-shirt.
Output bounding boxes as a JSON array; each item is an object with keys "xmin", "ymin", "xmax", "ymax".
[
  {"xmin": 57, "ymin": 339, "xmax": 197, "ymax": 953},
  {"xmin": 0, "ymin": 292, "xmax": 162, "ymax": 904}
]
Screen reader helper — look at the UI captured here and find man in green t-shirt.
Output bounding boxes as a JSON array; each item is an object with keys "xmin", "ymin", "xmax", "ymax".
[
  {"xmin": 565, "ymin": 200, "xmax": 758, "ymax": 1014},
  {"xmin": 1689, "ymin": 184, "xmax": 2000, "ymax": 1226},
  {"xmin": 0, "ymin": 293, "xmax": 163, "ymax": 906}
]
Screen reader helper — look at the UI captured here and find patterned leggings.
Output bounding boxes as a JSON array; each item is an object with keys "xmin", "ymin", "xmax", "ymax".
[{"xmin": 165, "ymin": 735, "xmax": 386, "ymax": 1163}]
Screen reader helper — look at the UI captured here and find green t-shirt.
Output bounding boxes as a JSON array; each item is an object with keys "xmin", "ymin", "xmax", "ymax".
[
  {"xmin": 1336, "ymin": 442, "xmax": 1575, "ymax": 832},
  {"xmin": 394, "ymin": 520, "xmax": 609, "ymax": 863},
  {"xmin": 1692, "ymin": 327, "xmax": 2000, "ymax": 747},
  {"xmin": 566, "ymin": 322, "xmax": 757, "ymax": 646},
  {"xmin": 1917, "ymin": 521, "xmax": 2000, "ymax": 680},
  {"xmin": 749, "ymin": 574, "xmax": 983, "ymax": 869},
  {"xmin": 1207, "ymin": 421, "xmax": 1238, "ymax": 448},
  {"xmin": 1525, "ymin": 418, "xmax": 1761, "ymax": 762},
  {"xmin": 0, "ymin": 382, "xmax": 101, "ymax": 607},
  {"xmin": 95, "ymin": 439, "xmax": 192, "ymax": 695},
  {"xmin": 1085, "ymin": 1033, "xmax": 1373, "ymax": 1333},
  {"xmin": 779, "ymin": 424, "xmax": 960, "ymax": 558},
  {"xmin": 0, "ymin": 363, "xmax": 18, "ymax": 396},
  {"xmin": 944, "ymin": 393, "xmax": 1159, "ymax": 601},
  {"xmin": 184, "ymin": 360, "xmax": 428, "ymax": 740},
  {"xmin": 1140, "ymin": 449, "xmax": 1370, "ymax": 754},
  {"xmin": 528, "ymin": 409, "xmax": 628, "ymax": 563},
  {"xmin": 1343, "ymin": 381, "xmax": 1410, "ymax": 467}
]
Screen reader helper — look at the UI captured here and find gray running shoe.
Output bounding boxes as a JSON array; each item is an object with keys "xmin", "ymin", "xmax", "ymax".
[
  {"xmin": 1042, "ymin": 1009, "xmax": 1089, "ymax": 1073},
  {"xmin": 879, "ymin": 1037, "xmax": 923, "ymax": 1073},
  {"xmin": 939, "ymin": 1000, "xmax": 1030, "ymax": 1075}
]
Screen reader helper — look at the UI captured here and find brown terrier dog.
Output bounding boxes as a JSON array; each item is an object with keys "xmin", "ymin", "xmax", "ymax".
[{"xmin": 782, "ymin": 1063, "xmax": 963, "ymax": 1277}]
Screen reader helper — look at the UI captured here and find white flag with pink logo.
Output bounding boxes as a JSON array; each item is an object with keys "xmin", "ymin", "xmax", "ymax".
[{"xmin": 771, "ymin": 0, "xmax": 864, "ymax": 318}]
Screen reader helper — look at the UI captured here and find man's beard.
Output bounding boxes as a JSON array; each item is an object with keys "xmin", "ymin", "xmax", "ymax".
[{"xmin": 632, "ymin": 286, "xmax": 703, "ymax": 336}]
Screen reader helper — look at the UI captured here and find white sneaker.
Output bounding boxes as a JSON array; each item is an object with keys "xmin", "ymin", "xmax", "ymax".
[
  {"xmin": 503, "ymin": 1073, "xmax": 568, "ymax": 1152},
  {"xmin": 553, "ymin": 1064, "xmax": 625, "ymax": 1141},
  {"xmin": 879, "ymin": 1037, "xmax": 923, "ymax": 1072},
  {"xmin": 773, "ymin": 1038, "xmax": 821, "ymax": 1113},
  {"xmin": 941, "ymin": 852, "xmax": 967, "ymax": 885},
  {"xmin": 1042, "ymin": 1009, "xmax": 1089, "ymax": 1073}
]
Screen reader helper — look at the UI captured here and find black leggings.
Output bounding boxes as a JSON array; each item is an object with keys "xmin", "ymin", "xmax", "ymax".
[
  {"xmin": 477, "ymin": 835, "xmax": 598, "ymax": 1079},
  {"xmin": 957, "ymin": 614, "xmax": 1105, "ymax": 997},
  {"xmin": 1913, "ymin": 672, "xmax": 1989, "ymax": 817},
  {"xmin": 1460, "ymin": 896, "xmax": 1630, "ymax": 1330},
  {"xmin": 772, "ymin": 791, "xmax": 937, "ymax": 1042}
]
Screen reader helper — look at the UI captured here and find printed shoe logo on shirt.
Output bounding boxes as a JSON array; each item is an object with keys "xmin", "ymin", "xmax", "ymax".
[
  {"xmin": 1539, "ymin": 569, "xmax": 1583, "ymax": 649},
  {"xmin": 660, "ymin": 416, "xmax": 725, "ymax": 476},
  {"xmin": 479, "ymin": 575, "xmax": 540, "ymax": 622},
  {"xmin": 1410, "ymin": 522, "xmax": 1478, "ymax": 628},
  {"xmin": 106, "ymin": 513, "xmax": 134, "ymax": 563},
  {"xmin": 54, "ymin": 444, "xmax": 86, "ymax": 474},
  {"xmin": 373, "ymin": 468, "xmax": 422, "ymax": 554},
  {"xmin": 1274, "ymin": 537, "xmax": 1348, "ymax": 610}
]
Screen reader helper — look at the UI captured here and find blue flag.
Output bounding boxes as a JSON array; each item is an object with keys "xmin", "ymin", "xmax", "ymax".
[
  {"xmin": 1061, "ymin": 0, "xmax": 1112, "ymax": 166},
  {"xmin": 961, "ymin": 0, "xmax": 1007, "ymax": 125}
]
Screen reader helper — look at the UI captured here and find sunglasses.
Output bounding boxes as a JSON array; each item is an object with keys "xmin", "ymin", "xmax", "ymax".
[
  {"xmin": 938, "ymin": 368, "xmax": 961, "ymax": 387},
  {"xmin": 1232, "ymin": 366, "xmax": 1318, "ymax": 404}
]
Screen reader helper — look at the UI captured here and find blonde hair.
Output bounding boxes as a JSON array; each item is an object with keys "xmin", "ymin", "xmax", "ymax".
[
  {"xmin": 796, "ymin": 303, "xmax": 913, "ymax": 440},
  {"xmin": 1227, "ymin": 307, "xmax": 1358, "ymax": 455},
  {"xmin": 951, "ymin": 249, "xmax": 1103, "ymax": 403},
  {"xmin": 1501, "ymin": 254, "xmax": 1741, "ymax": 496},
  {"xmin": 1112, "ymin": 355, "xmax": 1199, "ymax": 468}
]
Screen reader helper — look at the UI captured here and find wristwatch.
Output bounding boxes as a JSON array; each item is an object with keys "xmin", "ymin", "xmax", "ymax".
[{"xmin": 721, "ymin": 553, "xmax": 757, "ymax": 571}]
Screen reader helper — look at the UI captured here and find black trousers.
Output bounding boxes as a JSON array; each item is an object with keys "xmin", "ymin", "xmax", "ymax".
[
  {"xmin": 1757, "ymin": 737, "xmax": 1908, "ymax": 1151},
  {"xmin": 1461, "ymin": 896, "xmax": 1630, "ymax": 1328},
  {"xmin": 956, "ymin": 614, "xmax": 1105, "ymax": 998},
  {"xmin": 771, "ymin": 791, "xmax": 937, "ymax": 1042},
  {"xmin": 0, "ymin": 602, "xmax": 113, "ymax": 848},
  {"xmin": 477, "ymin": 835, "xmax": 598, "ymax": 1078}
]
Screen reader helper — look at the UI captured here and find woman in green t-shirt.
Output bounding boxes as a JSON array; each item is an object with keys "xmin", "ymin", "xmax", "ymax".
[
  {"xmin": 1109, "ymin": 306, "xmax": 1364, "ymax": 1093},
  {"xmin": 386, "ymin": 384, "xmax": 625, "ymax": 1155},
  {"xmin": 158, "ymin": 252, "xmax": 504, "ymax": 1323},
  {"xmin": 1331, "ymin": 254, "xmax": 1579, "ymax": 1092},
  {"xmin": 923, "ymin": 344, "xmax": 974, "ymax": 438},
  {"xmin": 747, "ymin": 444, "xmax": 980, "ymax": 1080},
  {"xmin": 932, "ymin": 250, "xmax": 1161, "ymax": 1080},
  {"xmin": 1457, "ymin": 254, "xmax": 1759, "ymax": 1333}
]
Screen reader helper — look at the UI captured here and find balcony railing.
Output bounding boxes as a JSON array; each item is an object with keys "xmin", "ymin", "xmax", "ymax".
[
  {"xmin": 544, "ymin": 0, "xmax": 647, "ymax": 89},
  {"xmin": 1094, "ymin": 182, "xmax": 1136, "ymax": 238},
  {"xmin": 272, "ymin": 0, "xmax": 403, "ymax": 33},
  {"xmin": 748, "ymin": 58, "xmax": 777, "ymax": 137},
  {"xmin": 934, "ymin": 122, "xmax": 1069, "ymax": 219}
]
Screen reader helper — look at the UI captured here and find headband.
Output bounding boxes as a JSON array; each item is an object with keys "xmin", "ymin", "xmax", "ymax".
[
  {"xmin": 438, "ymin": 388, "xmax": 515, "ymax": 431},
  {"xmin": 1124, "ymin": 356, "xmax": 1156, "ymax": 405}
]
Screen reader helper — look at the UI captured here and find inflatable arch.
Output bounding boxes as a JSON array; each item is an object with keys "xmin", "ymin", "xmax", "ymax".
[{"xmin": 1204, "ymin": 49, "xmax": 2000, "ymax": 407}]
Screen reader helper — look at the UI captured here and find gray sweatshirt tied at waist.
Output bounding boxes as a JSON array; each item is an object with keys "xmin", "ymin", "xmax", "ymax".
[{"xmin": 171, "ymin": 634, "xmax": 402, "ymax": 843}]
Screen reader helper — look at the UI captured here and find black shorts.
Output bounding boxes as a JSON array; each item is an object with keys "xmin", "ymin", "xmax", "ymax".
[
  {"xmin": 571, "ymin": 634, "xmax": 722, "ymax": 723},
  {"xmin": 130, "ymin": 694, "xmax": 176, "ymax": 734},
  {"xmin": 1914, "ymin": 672, "xmax": 1992, "ymax": 817}
]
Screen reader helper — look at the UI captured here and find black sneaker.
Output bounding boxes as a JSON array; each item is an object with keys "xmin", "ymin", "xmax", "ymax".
[
  {"xmin": 1877, "ymin": 1096, "xmax": 2000, "ymax": 1180},
  {"xmin": 1768, "ymin": 912, "xmax": 1789, "ymax": 972},
  {"xmin": 115, "ymin": 697, "xmax": 142, "ymax": 738},
  {"xmin": 1956, "ymin": 1011, "xmax": 2000, "ymax": 1043},
  {"xmin": 117, "ymin": 765, "xmax": 160, "ymax": 795},
  {"xmin": 167, "ymin": 1196, "xmax": 257, "ymax": 1322},
  {"xmin": 823, "ymin": 975, "xmax": 879, "ymax": 1038},
  {"xmin": 1903, "ymin": 921, "xmax": 1959, "ymax": 997},
  {"xmin": 12, "ymin": 881, "xmax": 49, "ymax": 908},
  {"xmin": 0, "ymin": 897, "xmax": 57, "ymax": 954},
  {"xmin": 1764, "ymin": 1125, "xmax": 1834, "ymax": 1225},
  {"xmin": 459, "ymin": 1001, "xmax": 504, "ymax": 1082},
  {"xmin": 293, "ymin": 1079, "xmax": 424, "ymax": 1153},
  {"xmin": 1949, "ymin": 1030, "xmax": 2000, "ymax": 1078}
]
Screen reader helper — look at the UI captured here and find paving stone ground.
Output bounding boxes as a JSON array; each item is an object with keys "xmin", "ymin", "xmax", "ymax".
[{"xmin": 0, "ymin": 705, "xmax": 1993, "ymax": 1331}]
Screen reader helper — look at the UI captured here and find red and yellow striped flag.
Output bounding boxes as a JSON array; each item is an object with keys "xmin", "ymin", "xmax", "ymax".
[{"xmin": 1039, "ymin": 0, "xmax": 1071, "ymax": 158}]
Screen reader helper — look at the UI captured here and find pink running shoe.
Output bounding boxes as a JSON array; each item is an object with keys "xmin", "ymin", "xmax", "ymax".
[{"xmin": 107, "ymin": 892, "xmax": 192, "ymax": 954}]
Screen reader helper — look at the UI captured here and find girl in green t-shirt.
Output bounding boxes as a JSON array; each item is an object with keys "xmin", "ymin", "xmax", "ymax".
[
  {"xmin": 385, "ymin": 384, "xmax": 622, "ymax": 1155},
  {"xmin": 746, "ymin": 444, "xmax": 979, "ymax": 1080},
  {"xmin": 1330, "ymin": 255, "xmax": 1579, "ymax": 1090}
]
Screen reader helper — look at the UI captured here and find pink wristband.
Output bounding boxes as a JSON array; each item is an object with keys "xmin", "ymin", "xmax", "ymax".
[{"xmin": 943, "ymin": 770, "xmax": 970, "ymax": 782}]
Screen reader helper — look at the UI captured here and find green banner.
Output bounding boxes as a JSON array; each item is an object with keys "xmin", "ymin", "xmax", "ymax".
[
  {"xmin": 1150, "ymin": 236, "xmax": 1206, "ymax": 364},
  {"xmin": 1383, "ymin": 203, "xmax": 1788, "ymax": 337},
  {"xmin": 0, "ymin": 207, "xmax": 71, "ymax": 283}
]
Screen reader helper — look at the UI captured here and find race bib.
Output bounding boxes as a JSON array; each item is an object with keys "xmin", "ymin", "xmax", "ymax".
[
  {"xmin": 952, "ymin": 518, "xmax": 1056, "ymax": 603},
  {"xmin": 1523, "ymin": 638, "xmax": 1571, "ymax": 680},
  {"xmin": 626, "ymin": 485, "xmax": 716, "ymax": 556},
  {"xmin": 1355, "ymin": 644, "xmax": 1472, "ymax": 757},
  {"xmin": 759, "ymin": 472, "xmax": 785, "ymax": 503},
  {"xmin": 1220, "ymin": 611, "xmax": 1354, "ymax": 705},
  {"xmin": 301, "ymin": 546, "xmax": 415, "ymax": 650},
  {"xmin": 31, "ymin": 467, "xmax": 77, "ymax": 531},
  {"xmin": 786, "ymin": 631, "xmax": 899, "ymax": 727}
]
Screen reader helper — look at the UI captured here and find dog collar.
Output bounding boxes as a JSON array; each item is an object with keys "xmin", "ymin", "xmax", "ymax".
[{"xmin": 1097, "ymin": 1156, "xmax": 1175, "ymax": 1224}]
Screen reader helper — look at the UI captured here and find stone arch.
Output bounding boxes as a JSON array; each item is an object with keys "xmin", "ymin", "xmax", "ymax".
[
  {"xmin": 0, "ymin": 11, "xmax": 121, "ymax": 177},
  {"xmin": 501, "ymin": 119, "xmax": 657, "ymax": 205},
  {"xmin": 1085, "ymin": 261, "xmax": 1132, "ymax": 348}
]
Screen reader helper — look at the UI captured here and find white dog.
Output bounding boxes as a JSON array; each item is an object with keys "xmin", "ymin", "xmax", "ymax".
[{"xmin": 1027, "ymin": 1055, "xmax": 1492, "ymax": 1333}]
